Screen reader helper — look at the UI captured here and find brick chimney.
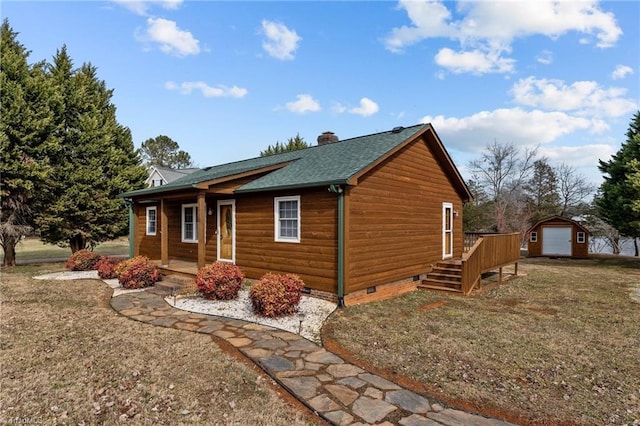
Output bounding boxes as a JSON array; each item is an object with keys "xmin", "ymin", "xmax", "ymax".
[{"xmin": 317, "ymin": 131, "xmax": 339, "ymax": 146}]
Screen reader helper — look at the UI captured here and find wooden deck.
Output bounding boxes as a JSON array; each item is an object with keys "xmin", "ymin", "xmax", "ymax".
[{"xmin": 420, "ymin": 233, "xmax": 521, "ymax": 295}]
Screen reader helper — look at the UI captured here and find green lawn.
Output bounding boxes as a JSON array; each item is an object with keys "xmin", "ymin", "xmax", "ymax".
[{"xmin": 14, "ymin": 237, "xmax": 129, "ymax": 262}]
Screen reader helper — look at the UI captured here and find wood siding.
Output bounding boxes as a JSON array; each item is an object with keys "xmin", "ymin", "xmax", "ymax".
[
  {"xmin": 133, "ymin": 188, "xmax": 338, "ymax": 293},
  {"xmin": 134, "ymin": 203, "xmax": 161, "ymax": 260},
  {"xmin": 164, "ymin": 199, "xmax": 217, "ymax": 262},
  {"xmin": 346, "ymin": 136, "xmax": 464, "ymax": 293},
  {"xmin": 528, "ymin": 218, "xmax": 589, "ymax": 258},
  {"xmin": 235, "ymin": 188, "xmax": 338, "ymax": 293}
]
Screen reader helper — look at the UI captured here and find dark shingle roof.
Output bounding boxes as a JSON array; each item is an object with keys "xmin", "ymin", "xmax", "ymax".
[
  {"xmin": 121, "ymin": 124, "xmax": 428, "ymax": 198},
  {"xmin": 150, "ymin": 166, "xmax": 199, "ymax": 184}
]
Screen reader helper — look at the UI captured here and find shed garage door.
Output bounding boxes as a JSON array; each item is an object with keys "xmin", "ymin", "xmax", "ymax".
[{"xmin": 542, "ymin": 226, "xmax": 572, "ymax": 256}]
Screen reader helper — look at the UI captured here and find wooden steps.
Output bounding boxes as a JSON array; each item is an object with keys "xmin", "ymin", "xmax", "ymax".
[
  {"xmin": 418, "ymin": 261, "xmax": 463, "ymax": 293},
  {"xmin": 151, "ymin": 274, "xmax": 196, "ymax": 296}
]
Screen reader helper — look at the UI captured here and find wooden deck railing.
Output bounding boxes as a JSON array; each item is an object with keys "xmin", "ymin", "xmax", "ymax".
[{"xmin": 460, "ymin": 233, "xmax": 520, "ymax": 295}]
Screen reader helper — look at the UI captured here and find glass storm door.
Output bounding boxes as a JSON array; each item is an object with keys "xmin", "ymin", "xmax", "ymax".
[
  {"xmin": 443, "ymin": 203, "xmax": 453, "ymax": 259},
  {"xmin": 217, "ymin": 200, "xmax": 235, "ymax": 263}
]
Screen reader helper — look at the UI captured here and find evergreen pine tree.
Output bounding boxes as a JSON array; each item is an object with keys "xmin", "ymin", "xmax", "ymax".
[
  {"xmin": 36, "ymin": 47, "xmax": 147, "ymax": 252},
  {"xmin": 260, "ymin": 133, "xmax": 309, "ymax": 157},
  {"xmin": 597, "ymin": 111, "xmax": 640, "ymax": 255},
  {"xmin": 523, "ymin": 159, "xmax": 560, "ymax": 224},
  {"xmin": 0, "ymin": 20, "xmax": 58, "ymax": 265},
  {"xmin": 140, "ymin": 135, "xmax": 193, "ymax": 168}
]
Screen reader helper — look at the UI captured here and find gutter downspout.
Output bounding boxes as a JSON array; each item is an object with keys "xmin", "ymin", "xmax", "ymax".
[
  {"xmin": 124, "ymin": 199, "xmax": 134, "ymax": 258},
  {"xmin": 329, "ymin": 185, "xmax": 345, "ymax": 308}
]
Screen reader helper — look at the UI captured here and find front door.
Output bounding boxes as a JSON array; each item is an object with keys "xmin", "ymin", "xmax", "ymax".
[
  {"xmin": 217, "ymin": 200, "xmax": 236, "ymax": 263},
  {"xmin": 442, "ymin": 202, "xmax": 453, "ymax": 259}
]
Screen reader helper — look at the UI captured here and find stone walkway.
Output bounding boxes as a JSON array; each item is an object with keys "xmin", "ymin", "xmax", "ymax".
[{"xmin": 111, "ymin": 290, "xmax": 517, "ymax": 426}]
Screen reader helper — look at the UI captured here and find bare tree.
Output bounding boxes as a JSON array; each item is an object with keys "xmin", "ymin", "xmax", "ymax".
[
  {"xmin": 468, "ymin": 142, "xmax": 539, "ymax": 233},
  {"xmin": 556, "ymin": 164, "xmax": 595, "ymax": 216},
  {"xmin": 584, "ymin": 214, "xmax": 624, "ymax": 255}
]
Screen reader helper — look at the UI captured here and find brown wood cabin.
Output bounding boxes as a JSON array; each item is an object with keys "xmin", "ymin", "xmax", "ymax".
[
  {"xmin": 527, "ymin": 216, "xmax": 590, "ymax": 259},
  {"xmin": 120, "ymin": 124, "xmax": 481, "ymax": 306}
]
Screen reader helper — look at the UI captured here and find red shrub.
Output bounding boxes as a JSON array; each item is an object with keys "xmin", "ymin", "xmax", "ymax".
[
  {"xmin": 95, "ymin": 256, "xmax": 122, "ymax": 279},
  {"xmin": 249, "ymin": 273, "xmax": 304, "ymax": 317},
  {"xmin": 117, "ymin": 256, "xmax": 160, "ymax": 289},
  {"xmin": 195, "ymin": 262, "xmax": 244, "ymax": 300},
  {"xmin": 113, "ymin": 258, "xmax": 135, "ymax": 278},
  {"xmin": 65, "ymin": 249, "xmax": 101, "ymax": 271}
]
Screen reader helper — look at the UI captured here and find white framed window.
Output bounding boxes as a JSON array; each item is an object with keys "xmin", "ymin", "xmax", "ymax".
[
  {"xmin": 146, "ymin": 206, "xmax": 157, "ymax": 236},
  {"xmin": 577, "ymin": 232, "xmax": 585, "ymax": 244},
  {"xmin": 182, "ymin": 203, "xmax": 198, "ymax": 243},
  {"xmin": 275, "ymin": 196, "xmax": 300, "ymax": 243},
  {"xmin": 530, "ymin": 231, "xmax": 537, "ymax": 243}
]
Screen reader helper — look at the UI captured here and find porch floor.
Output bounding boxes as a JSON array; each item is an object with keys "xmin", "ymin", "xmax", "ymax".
[{"xmin": 153, "ymin": 260, "xmax": 198, "ymax": 276}]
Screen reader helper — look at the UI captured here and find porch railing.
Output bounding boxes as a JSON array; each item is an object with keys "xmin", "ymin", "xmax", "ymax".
[{"xmin": 461, "ymin": 233, "xmax": 521, "ymax": 295}]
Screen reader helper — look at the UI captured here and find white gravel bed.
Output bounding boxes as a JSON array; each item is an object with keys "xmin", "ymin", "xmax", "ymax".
[
  {"xmin": 34, "ymin": 270, "xmax": 100, "ymax": 280},
  {"xmin": 166, "ymin": 291, "xmax": 337, "ymax": 344},
  {"xmin": 34, "ymin": 271, "xmax": 337, "ymax": 343}
]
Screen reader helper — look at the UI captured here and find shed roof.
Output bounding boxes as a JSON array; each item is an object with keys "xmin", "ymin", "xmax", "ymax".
[
  {"xmin": 121, "ymin": 124, "xmax": 472, "ymax": 201},
  {"xmin": 527, "ymin": 216, "xmax": 590, "ymax": 234}
]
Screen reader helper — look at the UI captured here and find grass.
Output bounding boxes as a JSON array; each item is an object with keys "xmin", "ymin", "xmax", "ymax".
[
  {"xmin": 323, "ymin": 256, "xmax": 640, "ymax": 426},
  {"xmin": 0, "ymin": 265, "xmax": 319, "ymax": 425},
  {"xmin": 14, "ymin": 237, "xmax": 130, "ymax": 262}
]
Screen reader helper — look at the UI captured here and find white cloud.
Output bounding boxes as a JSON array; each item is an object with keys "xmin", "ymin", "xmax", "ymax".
[
  {"xmin": 434, "ymin": 48, "xmax": 515, "ymax": 74},
  {"xmin": 536, "ymin": 50, "xmax": 553, "ymax": 65},
  {"xmin": 537, "ymin": 144, "xmax": 615, "ymax": 168},
  {"xmin": 384, "ymin": 0, "xmax": 622, "ymax": 74},
  {"xmin": 332, "ymin": 103, "xmax": 347, "ymax": 114},
  {"xmin": 261, "ymin": 20, "xmax": 301, "ymax": 60},
  {"xmin": 285, "ymin": 94, "xmax": 320, "ymax": 114},
  {"xmin": 383, "ymin": 0, "xmax": 454, "ymax": 53},
  {"xmin": 140, "ymin": 17, "xmax": 200, "ymax": 56},
  {"xmin": 165, "ymin": 81, "xmax": 247, "ymax": 98},
  {"xmin": 114, "ymin": 0, "xmax": 182, "ymax": 16},
  {"xmin": 511, "ymin": 77, "xmax": 637, "ymax": 117},
  {"xmin": 420, "ymin": 108, "xmax": 608, "ymax": 152},
  {"xmin": 332, "ymin": 98, "xmax": 380, "ymax": 117},
  {"xmin": 611, "ymin": 64, "xmax": 634, "ymax": 80},
  {"xmin": 349, "ymin": 98, "xmax": 379, "ymax": 117}
]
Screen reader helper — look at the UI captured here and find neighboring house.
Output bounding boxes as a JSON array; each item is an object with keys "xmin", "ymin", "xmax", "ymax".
[
  {"xmin": 527, "ymin": 216, "xmax": 590, "ymax": 258},
  {"xmin": 145, "ymin": 166, "xmax": 200, "ymax": 188},
  {"xmin": 120, "ymin": 124, "xmax": 474, "ymax": 305}
]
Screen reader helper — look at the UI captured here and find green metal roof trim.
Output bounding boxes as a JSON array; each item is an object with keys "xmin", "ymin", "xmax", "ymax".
[{"xmin": 120, "ymin": 124, "xmax": 426, "ymax": 198}]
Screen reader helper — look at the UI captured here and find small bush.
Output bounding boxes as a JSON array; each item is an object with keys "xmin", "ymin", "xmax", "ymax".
[
  {"xmin": 195, "ymin": 262, "xmax": 244, "ymax": 300},
  {"xmin": 118, "ymin": 256, "xmax": 160, "ymax": 289},
  {"xmin": 65, "ymin": 249, "xmax": 101, "ymax": 271},
  {"xmin": 113, "ymin": 258, "xmax": 135, "ymax": 278},
  {"xmin": 249, "ymin": 273, "xmax": 305, "ymax": 317},
  {"xmin": 95, "ymin": 256, "xmax": 122, "ymax": 279}
]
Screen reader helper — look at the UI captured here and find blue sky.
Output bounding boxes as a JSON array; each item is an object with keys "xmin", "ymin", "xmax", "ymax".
[{"xmin": 4, "ymin": 1, "xmax": 639, "ymax": 184}]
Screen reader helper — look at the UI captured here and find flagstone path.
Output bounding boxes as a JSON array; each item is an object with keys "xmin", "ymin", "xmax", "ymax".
[{"xmin": 110, "ymin": 290, "xmax": 516, "ymax": 426}]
